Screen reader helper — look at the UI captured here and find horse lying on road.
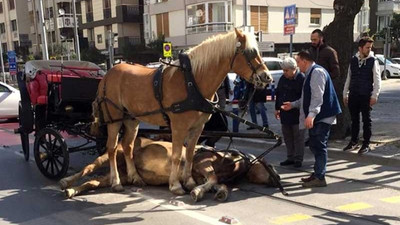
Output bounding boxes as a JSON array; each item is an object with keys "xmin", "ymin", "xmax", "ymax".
[{"xmin": 59, "ymin": 137, "xmax": 281, "ymax": 202}]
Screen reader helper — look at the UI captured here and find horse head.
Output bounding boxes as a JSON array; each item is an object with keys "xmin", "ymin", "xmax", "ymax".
[
  {"xmin": 231, "ymin": 28, "xmax": 273, "ymax": 88},
  {"xmin": 246, "ymin": 159, "xmax": 281, "ymax": 187}
]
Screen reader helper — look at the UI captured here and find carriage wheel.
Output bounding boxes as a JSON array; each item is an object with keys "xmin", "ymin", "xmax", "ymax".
[
  {"xmin": 34, "ymin": 128, "xmax": 69, "ymax": 180},
  {"xmin": 19, "ymin": 103, "xmax": 30, "ymax": 161}
]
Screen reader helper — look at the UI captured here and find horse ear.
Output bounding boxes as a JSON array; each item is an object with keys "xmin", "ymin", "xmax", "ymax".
[{"xmin": 234, "ymin": 28, "xmax": 245, "ymax": 39}]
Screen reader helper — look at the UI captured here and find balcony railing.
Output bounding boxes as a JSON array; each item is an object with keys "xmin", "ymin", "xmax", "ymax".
[
  {"xmin": 86, "ymin": 12, "xmax": 93, "ymax": 22},
  {"xmin": 186, "ymin": 23, "xmax": 233, "ymax": 35},
  {"xmin": 119, "ymin": 5, "xmax": 143, "ymax": 22},
  {"xmin": 104, "ymin": 8, "xmax": 111, "ymax": 19}
]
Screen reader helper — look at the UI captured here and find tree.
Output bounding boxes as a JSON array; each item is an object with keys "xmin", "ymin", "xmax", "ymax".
[
  {"xmin": 390, "ymin": 13, "xmax": 400, "ymax": 53},
  {"xmin": 323, "ymin": 0, "xmax": 364, "ymax": 139},
  {"xmin": 81, "ymin": 47, "xmax": 106, "ymax": 65}
]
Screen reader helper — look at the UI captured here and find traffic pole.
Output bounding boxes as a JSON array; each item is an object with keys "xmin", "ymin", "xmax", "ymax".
[{"xmin": 0, "ymin": 42, "xmax": 5, "ymax": 82}]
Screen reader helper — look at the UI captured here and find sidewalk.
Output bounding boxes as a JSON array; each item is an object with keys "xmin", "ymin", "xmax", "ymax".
[{"xmin": 222, "ymin": 100, "xmax": 400, "ymax": 168}]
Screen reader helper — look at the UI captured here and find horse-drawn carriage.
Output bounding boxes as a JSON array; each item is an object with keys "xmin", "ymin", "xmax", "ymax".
[{"xmin": 15, "ymin": 60, "xmax": 105, "ymax": 179}]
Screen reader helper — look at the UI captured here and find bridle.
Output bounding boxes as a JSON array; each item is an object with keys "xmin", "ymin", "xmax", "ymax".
[{"xmin": 230, "ymin": 41, "xmax": 266, "ymax": 87}]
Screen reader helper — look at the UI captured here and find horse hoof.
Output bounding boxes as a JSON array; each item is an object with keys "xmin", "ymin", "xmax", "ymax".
[
  {"xmin": 170, "ymin": 185, "xmax": 186, "ymax": 195},
  {"xmin": 59, "ymin": 179, "xmax": 69, "ymax": 190},
  {"xmin": 214, "ymin": 188, "xmax": 228, "ymax": 202},
  {"xmin": 184, "ymin": 177, "xmax": 196, "ymax": 191},
  {"xmin": 190, "ymin": 188, "xmax": 204, "ymax": 202},
  {"xmin": 112, "ymin": 184, "xmax": 125, "ymax": 192},
  {"xmin": 65, "ymin": 189, "xmax": 76, "ymax": 198},
  {"xmin": 133, "ymin": 177, "xmax": 146, "ymax": 187}
]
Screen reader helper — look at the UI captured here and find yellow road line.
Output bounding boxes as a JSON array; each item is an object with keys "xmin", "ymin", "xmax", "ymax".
[
  {"xmin": 336, "ymin": 202, "xmax": 373, "ymax": 212},
  {"xmin": 270, "ymin": 213, "xmax": 312, "ymax": 224},
  {"xmin": 381, "ymin": 196, "xmax": 400, "ymax": 203}
]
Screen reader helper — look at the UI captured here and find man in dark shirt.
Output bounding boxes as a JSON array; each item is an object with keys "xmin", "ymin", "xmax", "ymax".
[
  {"xmin": 309, "ymin": 29, "xmax": 340, "ymax": 79},
  {"xmin": 275, "ymin": 57, "xmax": 305, "ymax": 168}
]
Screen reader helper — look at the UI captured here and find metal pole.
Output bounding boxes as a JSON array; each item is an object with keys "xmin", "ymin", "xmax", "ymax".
[
  {"xmin": 72, "ymin": 0, "xmax": 80, "ymax": 60},
  {"xmin": 289, "ymin": 34, "xmax": 293, "ymax": 57},
  {"xmin": 108, "ymin": 30, "xmax": 113, "ymax": 69},
  {"xmin": 38, "ymin": 0, "xmax": 49, "ymax": 60},
  {"xmin": 243, "ymin": 0, "xmax": 247, "ymax": 26},
  {"xmin": 0, "ymin": 43, "xmax": 5, "ymax": 82}
]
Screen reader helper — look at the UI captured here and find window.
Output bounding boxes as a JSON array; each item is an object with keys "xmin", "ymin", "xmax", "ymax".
[
  {"xmin": 310, "ymin": 8, "xmax": 321, "ymax": 25},
  {"xmin": 251, "ymin": 6, "xmax": 268, "ymax": 32},
  {"xmin": 8, "ymin": 0, "xmax": 14, "ymax": 10},
  {"xmin": 88, "ymin": 28, "xmax": 95, "ymax": 41},
  {"xmin": 2, "ymin": 43, "xmax": 7, "ymax": 52},
  {"xmin": 156, "ymin": 12, "xmax": 169, "ymax": 38},
  {"xmin": 0, "ymin": 23, "xmax": 5, "ymax": 34},
  {"xmin": 0, "ymin": 2, "xmax": 3, "ymax": 14},
  {"xmin": 0, "ymin": 84, "xmax": 10, "ymax": 92},
  {"xmin": 86, "ymin": 0, "xmax": 93, "ymax": 13},
  {"xmin": 104, "ymin": 0, "xmax": 111, "ymax": 9},
  {"xmin": 13, "ymin": 41, "xmax": 18, "ymax": 50},
  {"xmin": 11, "ymin": 20, "xmax": 17, "ymax": 31},
  {"xmin": 186, "ymin": 1, "xmax": 232, "ymax": 34},
  {"xmin": 49, "ymin": 7, "xmax": 53, "ymax": 18},
  {"xmin": 97, "ymin": 34, "xmax": 103, "ymax": 43}
]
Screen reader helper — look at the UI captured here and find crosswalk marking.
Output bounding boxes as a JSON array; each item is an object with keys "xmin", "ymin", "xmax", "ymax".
[
  {"xmin": 381, "ymin": 196, "xmax": 400, "ymax": 203},
  {"xmin": 270, "ymin": 213, "xmax": 312, "ymax": 224},
  {"xmin": 336, "ymin": 202, "xmax": 373, "ymax": 212}
]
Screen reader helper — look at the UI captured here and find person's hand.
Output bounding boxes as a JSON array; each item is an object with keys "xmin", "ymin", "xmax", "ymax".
[
  {"xmin": 305, "ymin": 116, "xmax": 314, "ymax": 129},
  {"xmin": 343, "ymin": 97, "xmax": 348, "ymax": 107},
  {"xmin": 370, "ymin": 97, "xmax": 377, "ymax": 106},
  {"xmin": 274, "ymin": 110, "xmax": 280, "ymax": 120},
  {"xmin": 280, "ymin": 102, "xmax": 292, "ymax": 111}
]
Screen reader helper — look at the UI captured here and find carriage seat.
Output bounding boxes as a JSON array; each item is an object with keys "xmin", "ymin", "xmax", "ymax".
[{"xmin": 27, "ymin": 73, "xmax": 48, "ymax": 105}]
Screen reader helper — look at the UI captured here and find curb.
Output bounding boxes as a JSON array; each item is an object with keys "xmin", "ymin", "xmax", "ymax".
[{"xmin": 220, "ymin": 136, "xmax": 400, "ymax": 168}]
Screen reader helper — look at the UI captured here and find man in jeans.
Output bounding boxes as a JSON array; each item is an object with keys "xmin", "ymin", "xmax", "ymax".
[
  {"xmin": 281, "ymin": 51, "xmax": 341, "ymax": 188},
  {"xmin": 343, "ymin": 37, "xmax": 381, "ymax": 154}
]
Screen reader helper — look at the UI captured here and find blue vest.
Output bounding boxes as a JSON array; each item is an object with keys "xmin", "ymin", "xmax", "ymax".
[
  {"xmin": 349, "ymin": 56, "xmax": 374, "ymax": 96},
  {"xmin": 303, "ymin": 65, "xmax": 342, "ymax": 122}
]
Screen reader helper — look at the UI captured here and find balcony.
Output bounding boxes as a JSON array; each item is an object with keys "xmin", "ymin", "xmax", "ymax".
[
  {"xmin": 117, "ymin": 5, "xmax": 143, "ymax": 23},
  {"xmin": 86, "ymin": 12, "xmax": 93, "ymax": 23},
  {"xmin": 377, "ymin": 1, "xmax": 400, "ymax": 16},
  {"xmin": 186, "ymin": 23, "xmax": 233, "ymax": 35},
  {"xmin": 104, "ymin": 8, "xmax": 111, "ymax": 19}
]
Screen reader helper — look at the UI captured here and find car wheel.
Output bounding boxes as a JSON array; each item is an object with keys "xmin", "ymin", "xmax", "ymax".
[{"xmin": 381, "ymin": 70, "xmax": 389, "ymax": 80}]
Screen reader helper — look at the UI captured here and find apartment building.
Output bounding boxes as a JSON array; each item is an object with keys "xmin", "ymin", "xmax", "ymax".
[
  {"xmin": 143, "ymin": 0, "xmax": 362, "ymax": 54},
  {"xmin": 79, "ymin": 0, "xmax": 143, "ymax": 55},
  {"xmin": 0, "ymin": 0, "xmax": 31, "ymax": 56},
  {"xmin": 377, "ymin": 0, "xmax": 400, "ymax": 31}
]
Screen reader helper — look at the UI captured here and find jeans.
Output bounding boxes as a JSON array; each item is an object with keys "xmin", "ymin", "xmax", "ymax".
[
  {"xmin": 348, "ymin": 94, "xmax": 372, "ymax": 145},
  {"xmin": 308, "ymin": 122, "xmax": 331, "ymax": 180},
  {"xmin": 249, "ymin": 101, "xmax": 269, "ymax": 127}
]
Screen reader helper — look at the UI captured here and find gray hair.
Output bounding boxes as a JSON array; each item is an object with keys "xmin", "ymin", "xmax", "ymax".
[{"xmin": 280, "ymin": 57, "xmax": 297, "ymax": 69}]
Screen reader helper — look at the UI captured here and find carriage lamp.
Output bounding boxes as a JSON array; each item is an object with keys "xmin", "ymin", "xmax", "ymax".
[{"xmin": 65, "ymin": 105, "xmax": 74, "ymax": 113}]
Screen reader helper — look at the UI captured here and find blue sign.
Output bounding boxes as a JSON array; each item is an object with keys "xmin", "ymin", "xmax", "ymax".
[
  {"xmin": 284, "ymin": 4, "xmax": 296, "ymax": 35},
  {"xmin": 8, "ymin": 51, "xmax": 17, "ymax": 75}
]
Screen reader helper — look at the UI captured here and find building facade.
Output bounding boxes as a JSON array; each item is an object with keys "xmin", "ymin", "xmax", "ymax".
[
  {"xmin": 144, "ymin": 0, "xmax": 362, "ymax": 55},
  {"xmin": 79, "ymin": 0, "xmax": 143, "ymax": 56}
]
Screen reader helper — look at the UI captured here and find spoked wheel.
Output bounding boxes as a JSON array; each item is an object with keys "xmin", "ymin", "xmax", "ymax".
[
  {"xmin": 34, "ymin": 128, "xmax": 69, "ymax": 180},
  {"xmin": 18, "ymin": 102, "xmax": 30, "ymax": 161}
]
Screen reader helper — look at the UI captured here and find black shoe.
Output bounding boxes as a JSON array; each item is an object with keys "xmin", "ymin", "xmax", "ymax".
[
  {"xmin": 294, "ymin": 161, "xmax": 302, "ymax": 168},
  {"xmin": 246, "ymin": 127, "xmax": 256, "ymax": 130},
  {"xmin": 343, "ymin": 141, "xmax": 359, "ymax": 151},
  {"xmin": 305, "ymin": 140, "xmax": 309, "ymax": 147},
  {"xmin": 302, "ymin": 177, "xmax": 327, "ymax": 188},
  {"xmin": 300, "ymin": 173, "xmax": 315, "ymax": 182},
  {"xmin": 358, "ymin": 144, "xmax": 370, "ymax": 154},
  {"xmin": 280, "ymin": 160, "xmax": 294, "ymax": 166}
]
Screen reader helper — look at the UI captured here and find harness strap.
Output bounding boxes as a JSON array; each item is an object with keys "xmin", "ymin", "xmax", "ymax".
[{"xmin": 153, "ymin": 66, "xmax": 171, "ymax": 126}]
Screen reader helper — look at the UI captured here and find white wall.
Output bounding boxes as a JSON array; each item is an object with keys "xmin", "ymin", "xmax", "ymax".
[{"xmin": 169, "ymin": 10, "xmax": 186, "ymax": 37}]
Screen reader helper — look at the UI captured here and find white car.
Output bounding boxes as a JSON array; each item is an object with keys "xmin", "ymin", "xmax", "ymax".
[
  {"xmin": 262, "ymin": 57, "xmax": 283, "ymax": 90},
  {"xmin": 0, "ymin": 82, "xmax": 20, "ymax": 119},
  {"xmin": 375, "ymin": 54, "xmax": 400, "ymax": 79}
]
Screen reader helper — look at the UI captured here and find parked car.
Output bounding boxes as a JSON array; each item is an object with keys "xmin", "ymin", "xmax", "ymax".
[
  {"xmin": 375, "ymin": 54, "xmax": 400, "ymax": 79},
  {"xmin": 0, "ymin": 81, "xmax": 20, "ymax": 119},
  {"xmin": 391, "ymin": 57, "xmax": 400, "ymax": 64}
]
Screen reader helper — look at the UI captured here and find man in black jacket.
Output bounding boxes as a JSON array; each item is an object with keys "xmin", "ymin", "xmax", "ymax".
[
  {"xmin": 309, "ymin": 29, "xmax": 340, "ymax": 79},
  {"xmin": 275, "ymin": 58, "xmax": 305, "ymax": 168}
]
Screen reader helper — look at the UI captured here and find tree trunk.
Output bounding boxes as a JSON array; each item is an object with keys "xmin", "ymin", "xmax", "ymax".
[{"xmin": 323, "ymin": 0, "xmax": 364, "ymax": 139}]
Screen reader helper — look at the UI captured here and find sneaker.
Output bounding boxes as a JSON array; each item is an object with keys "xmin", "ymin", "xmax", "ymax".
[
  {"xmin": 280, "ymin": 160, "xmax": 294, "ymax": 166},
  {"xmin": 358, "ymin": 144, "xmax": 370, "ymax": 154},
  {"xmin": 294, "ymin": 161, "xmax": 302, "ymax": 168},
  {"xmin": 300, "ymin": 174, "xmax": 315, "ymax": 182},
  {"xmin": 343, "ymin": 141, "xmax": 359, "ymax": 151},
  {"xmin": 302, "ymin": 177, "xmax": 327, "ymax": 188}
]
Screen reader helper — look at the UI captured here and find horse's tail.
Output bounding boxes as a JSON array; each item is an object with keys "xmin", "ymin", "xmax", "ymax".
[{"xmin": 90, "ymin": 99, "xmax": 102, "ymax": 137}]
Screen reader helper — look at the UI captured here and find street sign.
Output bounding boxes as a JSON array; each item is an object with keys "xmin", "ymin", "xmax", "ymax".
[
  {"xmin": 163, "ymin": 43, "xmax": 172, "ymax": 58},
  {"xmin": 7, "ymin": 51, "xmax": 17, "ymax": 76},
  {"xmin": 258, "ymin": 42, "xmax": 275, "ymax": 52},
  {"xmin": 284, "ymin": 4, "xmax": 296, "ymax": 35}
]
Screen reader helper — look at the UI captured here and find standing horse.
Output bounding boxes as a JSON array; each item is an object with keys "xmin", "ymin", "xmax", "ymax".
[
  {"xmin": 59, "ymin": 137, "xmax": 281, "ymax": 202},
  {"xmin": 91, "ymin": 28, "xmax": 272, "ymax": 195}
]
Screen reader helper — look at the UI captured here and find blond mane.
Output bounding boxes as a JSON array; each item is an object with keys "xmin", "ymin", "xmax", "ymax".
[{"xmin": 164, "ymin": 29, "xmax": 259, "ymax": 79}]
